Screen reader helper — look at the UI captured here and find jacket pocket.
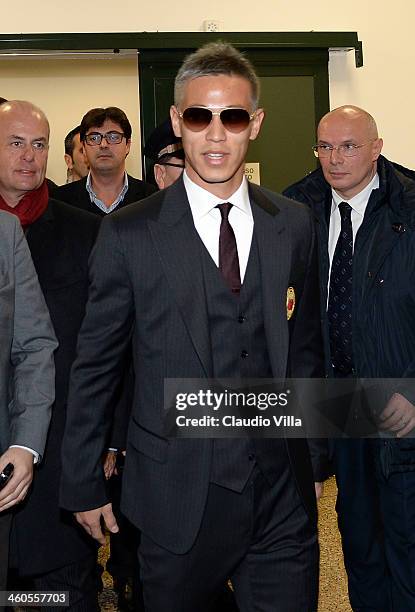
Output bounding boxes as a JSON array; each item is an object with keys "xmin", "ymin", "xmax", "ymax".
[{"xmin": 128, "ymin": 418, "xmax": 169, "ymax": 464}]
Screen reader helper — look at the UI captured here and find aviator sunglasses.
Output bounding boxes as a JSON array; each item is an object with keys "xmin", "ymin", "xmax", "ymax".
[{"xmin": 179, "ymin": 107, "xmax": 256, "ymax": 133}]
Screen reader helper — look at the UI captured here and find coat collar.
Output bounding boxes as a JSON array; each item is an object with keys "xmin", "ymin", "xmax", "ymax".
[{"xmin": 285, "ymin": 155, "xmax": 415, "ymax": 229}]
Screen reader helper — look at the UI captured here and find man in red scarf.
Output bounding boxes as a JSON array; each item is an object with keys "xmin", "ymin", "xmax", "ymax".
[
  {"xmin": 0, "ymin": 100, "xmax": 101, "ymax": 610},
  {"xmin": 0, "ymin": 101, "xmax": 50, "ymax": 224}
]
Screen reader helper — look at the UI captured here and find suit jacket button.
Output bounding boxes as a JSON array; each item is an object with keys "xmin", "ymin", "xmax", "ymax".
[{"xmin": 241, "ymin": 350, "xmax": 248, "ymax": 359}]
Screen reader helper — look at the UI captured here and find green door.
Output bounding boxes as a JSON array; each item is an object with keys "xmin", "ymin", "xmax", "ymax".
[{"xmin": 139, "ymin": 47, "xmax": 329, "ymax": 192}]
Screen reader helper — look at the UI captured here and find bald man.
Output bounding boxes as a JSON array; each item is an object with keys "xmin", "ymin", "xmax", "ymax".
[
  {"xmin": 0, "ymin": 101, "xmax": 101, "ymax": 609},
  {"xmin": 284, "ymin": 105, "xmax": 415, "ymax": 611}
]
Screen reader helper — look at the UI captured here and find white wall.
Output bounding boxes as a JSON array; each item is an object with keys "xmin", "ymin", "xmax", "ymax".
[
  {"xmin": 2, "ymin": 0, "xmax": 414, "ymax": 168},
  {"xmin": 0, "ymin": 56, "xmax": 141, "ymax": 185}
]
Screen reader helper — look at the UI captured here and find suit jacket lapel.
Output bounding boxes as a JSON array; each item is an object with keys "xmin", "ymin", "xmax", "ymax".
[
  {"xmin": 148, "ymin": 178, "xmax": 213, "ymax": 377},
  {"xmin": 249, "ymin": 184, "xmax": 290, "ymax": 378}
]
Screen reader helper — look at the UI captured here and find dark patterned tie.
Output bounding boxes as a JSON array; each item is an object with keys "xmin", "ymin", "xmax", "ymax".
[
  {"xmin": 216, "ymin": 203, "xmax": 241, "ymax": 294},
  {"xmin": 327, "ymin": 202, "xmax": 353, "ymax": 374}
]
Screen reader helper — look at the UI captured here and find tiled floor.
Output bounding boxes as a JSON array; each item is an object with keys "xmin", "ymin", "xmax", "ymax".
[{"xmin": 318, "ymin": 477, "xmax": 352, "ymax": 611}]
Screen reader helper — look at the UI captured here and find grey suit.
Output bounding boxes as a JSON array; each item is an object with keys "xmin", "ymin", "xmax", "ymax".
[
  {"xmin": 0, "ymin": 210, "xmax": 57, "ymax": 457},
  {"xmin": 0, "ymin": 210, "xmax": 57, "ymax": 589}
]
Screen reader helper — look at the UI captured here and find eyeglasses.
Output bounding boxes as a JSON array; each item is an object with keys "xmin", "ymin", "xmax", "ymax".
[
  {"xmin": 84, "ymin": 131, "xmax": 125, "ymax": 146},
  {"xmin": 178, "ymin": 107, "xmax": 256, "ymax": 133},
  {"xmin": 312, "ymin": 141, "xmax": 374, "ymax": 158}
]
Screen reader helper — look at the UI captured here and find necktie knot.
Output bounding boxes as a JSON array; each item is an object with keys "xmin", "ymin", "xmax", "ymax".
[
  {"xmin": 216, "ymin": 202, "xmax": 232, "ymax": 220},
  {"xmin": 338, "ymin": 201, "xmax": 352, "ymax": 220}
]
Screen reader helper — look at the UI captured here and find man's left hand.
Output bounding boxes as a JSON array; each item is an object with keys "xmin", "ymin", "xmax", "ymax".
[
  {"xmin": 0, "ymin": 447, "xmax": 34, "ymax": 512},
  {"xmin": 379, "ymin": 392, "xmax": 415, "ymax": 437}
]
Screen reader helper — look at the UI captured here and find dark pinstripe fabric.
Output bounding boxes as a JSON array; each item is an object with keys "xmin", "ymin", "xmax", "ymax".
[
  {"xmin": 61, "ymin": 177, "xmax": 323, "ymax": 578},
  {"xmin": 137, "ymin": 218, "xmax": 319, "ymax": 611},
  {"xmin": 203, "ymin": 235, "xmax": 263, "ymax": 492},
  {"xmin": 139, "ymin": 467, "xmax": 318, "ymax": 612},
  {"xmin": 0, "ymin": 511, "xmax": 11, "ymax": 592},
  {"xmin": 32, "ymin": 554, "xmax": 99, "ymax": 612}
]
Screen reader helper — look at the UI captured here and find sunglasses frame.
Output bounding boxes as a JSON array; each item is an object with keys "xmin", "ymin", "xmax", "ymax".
[{"xmin": 178, "ymin": 107, "xmax": 256, "ymax": 133}]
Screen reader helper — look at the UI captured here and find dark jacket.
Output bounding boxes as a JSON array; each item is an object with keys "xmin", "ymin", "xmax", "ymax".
[
  {"xmin": 53, "ymin": 173, "xmax": 155, "ymax": 450},
  {"xmin": 60, "ymin": 178, "xmax": 324, "ymax": 554},
  {"xmin": 10, "ymin": 199, "xmax": 100, "ymax": 575},
  {"xmin": 284, "ymin": 155, "xmax": 415, "ymax": 474},
  {"xmin": 52, "ymin": 174, "xmax": 156, "ymax": 217}
]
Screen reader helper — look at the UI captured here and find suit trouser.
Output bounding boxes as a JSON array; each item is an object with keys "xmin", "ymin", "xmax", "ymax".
[
  {"xmin": 31, "ymin": 553, "xmax": 99, "ymax": 612},
  {"xmin": 372, "ymin": 440, "xmax": 415, "ymax": 612},
  {"xmin": 138, "ymin": 465, "xmax": 318, "ymax": 612},
  {"xmin": 0, "ymin": 512, "xmax": 12, "ymax": 612},
  {"xmin": 107, "ymin": 469, "xmax": 144, "ymax": 611},
  {"xmin": 332, "ymin": 439, "xmax": 392, "ymax": 611}
]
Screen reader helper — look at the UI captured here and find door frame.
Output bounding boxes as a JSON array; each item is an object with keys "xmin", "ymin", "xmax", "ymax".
[{"xmin": 0, "ymin": 31, "xmax": 362, "ymax": 180}]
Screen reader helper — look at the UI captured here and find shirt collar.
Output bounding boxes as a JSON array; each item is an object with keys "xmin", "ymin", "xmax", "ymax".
[
  {"xmin": 86, "ymin": 171, "xmax": 129, "ymax": 213},
  {"xmin": 331, "ymin": 173, "xmax": 379, "ymax": 217},
  {"xmin": 183, "ymin": 170, "xmax": 252, "ymax": 220}
]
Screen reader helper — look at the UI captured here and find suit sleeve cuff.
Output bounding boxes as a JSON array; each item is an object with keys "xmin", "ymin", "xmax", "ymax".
[{"xmin": 10, "ymin": 445, "xmax": 39, "ymax": 464}]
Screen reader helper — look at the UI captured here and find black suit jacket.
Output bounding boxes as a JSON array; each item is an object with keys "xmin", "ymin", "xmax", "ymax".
[
  {"xmin": 60, "ymin": 178, "xmax": 324, "ymax": 554},
  {"xmin": 51, "ymin": 174, "xmax": 156, "ymax": 217},
  {"xmin": 10, "ymin": 199, "xmax": 100, "ymax": 575},
  {"xmin": 53, "ymin": 173, "xmax": 155, "ymax": 450}
]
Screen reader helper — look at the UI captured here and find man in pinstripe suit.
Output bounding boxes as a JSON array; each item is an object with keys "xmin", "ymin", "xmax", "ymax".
[{"xmin": 61, "ymin": 42, "xmax": 324, "ymax": 612}]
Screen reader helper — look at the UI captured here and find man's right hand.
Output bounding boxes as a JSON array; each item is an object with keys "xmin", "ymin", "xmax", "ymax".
[
  {"xmin": 75, "ymin": 503, "xmax": 119, "ymax": 545},
  {"xmin": 102, "ymin": 450, "xmax": 118, "ymax": 480},
  {"xmin": 0, "ymin": 447, "xmax": 34, "ymax": 512}
]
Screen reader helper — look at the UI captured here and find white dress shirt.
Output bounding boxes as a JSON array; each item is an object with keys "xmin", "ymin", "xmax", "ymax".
[
  {"xmin": 183, "ymin": 171, "xmax": 253, "ymax": 281},
  {"xmin": 328, "ymin": 174, "xmax": 379, "ymax": 281}
]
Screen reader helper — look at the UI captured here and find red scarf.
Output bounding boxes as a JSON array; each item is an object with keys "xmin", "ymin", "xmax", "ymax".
[{"xmin": 0, "ymin": 180, "xmax": 49, "ymax": 228}]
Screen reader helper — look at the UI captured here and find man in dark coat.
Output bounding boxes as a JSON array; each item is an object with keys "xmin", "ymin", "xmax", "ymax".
[
  {"xmin": 0, "ymin": 100, "xmax": 101, "ymax": 611},
  {"xmin": 60, "ymin": 42, "xmax": 324, "ymax": 612},
  {"xmin": 54, "ymin": 108, "xmax": 155, "ymax": 612},
  {"xmin": 284, "ymin": 105, "xmax": 415, "ymax": 611},
  {"xmin": 52, "ymin": 106, "xmax": 155, "ymax": 214}
]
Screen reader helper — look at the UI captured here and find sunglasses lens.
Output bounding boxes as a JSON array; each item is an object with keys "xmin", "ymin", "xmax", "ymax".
[
  {"xmin": 181, "ymin": 107, "xmax": 253, "ymax": 133},
  {"xmin": 182, "ymin": 107, "xmax": 212, "ymax": 131},
  {"xmin": 220, "ymin": 108, "xmax": 251, "ymax": 133}
]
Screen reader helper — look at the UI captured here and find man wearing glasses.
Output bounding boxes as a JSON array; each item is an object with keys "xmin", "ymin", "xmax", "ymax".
[
  {"xmin": 284, "ymin": 105, "xmax": 415, "ymax": 611},
  {"xmin": 61, "ymin": 42, "xmax": 323, "ymax": 611},
  {"xmin": 52, "ymin": 106, "xmax": 155, "ymax": 214}
]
